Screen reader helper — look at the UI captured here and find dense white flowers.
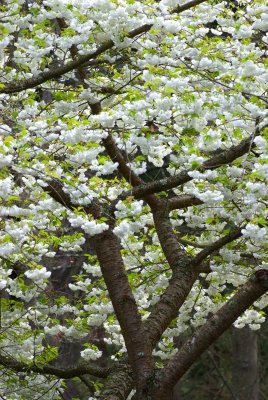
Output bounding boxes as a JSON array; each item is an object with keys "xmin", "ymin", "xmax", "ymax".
[
  {"xmin": 0, "ymin": 242, "xmax": 16, "ymax": 257},
  {"xmin": 81, "ymin": 347, "xmax": 102, "ymax": 361},
  {"xmin": 25, "ymin": 267, "xmax": 51, "ymax": 282},
  {"xmin": 69, "ymin": 214, "xmax": 109, "ymax": 236},
  {"xmin": 254, "ymin": 136, "xmax": 267, "ymax": 150},
  {"xmin": 44, "ymin": 324, "xmax": 87, "ymax": 339},
  {"xmin": 193, "ymin": 189, "xmax": 224, "ymax": 204},
  {"xmin": 0, "ymin": 280, "xmax": 7, "ymax": 290},
  {"xmin": 0, "ymin": 177, "xmax": 14, "ymax": 198},
  {"xmin": 238, "ymin": 60, "xmax": 264, "ymax": 77},
  {"xmin": 219, "ymin": 248, "xmax": 240, "ymax": 263},
  {"xmin": 0, "ymin": 154, "xmax": 13, "ymax": 168},
  {"xmin": 113, "ymin": 220, "xmax": 131, "ymax": 238},
  {"xmin": 115, "ymin": 200, "xmax": 143, "ymax": 218},
  {"xmin": 69, "ymin": 278, "xmax": 92, "ymax": 292},
  {"xmin": 60, "ymin": 236, "xmax": 85, "ymax": 251},
  {"xmin": 0, "ymin": 0, "xmax": 267, "ymax": 397},
  {"xmin": 234, "ymin": 309, "xmax": 266, "ymax": 330},
  {"xmin": 69, "ymin": 148, "xmax": 103, "ymax": 165},
  {"xmin": 242, "ymin": 223, "xmax": 267, "ymax": 242},
  {"xmin": 90, "ymin": 159, "xmax": 119, "ymax": 176}
]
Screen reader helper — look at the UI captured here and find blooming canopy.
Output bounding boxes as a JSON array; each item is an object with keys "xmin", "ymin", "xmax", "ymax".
[{"xmin": 0, "ymin": 0, "xmax": 268, "ymax": 399}]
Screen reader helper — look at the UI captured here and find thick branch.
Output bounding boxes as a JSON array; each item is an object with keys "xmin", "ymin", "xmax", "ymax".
[
  {"xmin": 129, "ymin": 133, "xmax": 259, "ymax": 198},
  {"xmin": 99, "ymin": 360, "xmax": 133, "ymax": 400},
  {"xmin": 152, "ymin": 207, "xmax": 187, "ymax": 268},
  {"xmin": 0, "ymin": 0, "xmax": 208, "ymax": 95},
  {"xmin": 144, "ymin": 208, "xmax": 197, "ymax": 344},
  {"xmin": 93, "ymin": 228, "xmax": 154, "ymax": 390},
  {"xmin": 96, "ymin": 123, "xmax": 254, "ymax": 400},
  {"xmin": 103, "ymin": 132, "xmax": 159, "ymax": 209},
  {"xmin": 103, "ymin": 132, "xmax": 143, "ymax": 187},
  {"xmin": 145, "ymin": 267, "xmax": 198, "ymax": 345},
  {"xmin": 202, "ymin": 136, "xmax": 256, "ymax": 170},
  {"xmin": 0, "ymin": 25, "xmax": 151, "ymax": 94},
  {"xmin": 56, "ymin": 18, "xmax": 88, "ymax": 83},
  {"xmin": 43, "ymin": 178, "xmax": 79, "ymax": 210},
  {"xmin": 145, "ymin": 224, "xmax": 243, "ymax": 345},
  {"xmin": 0, "ymin": 353, "xmax": 109, "ymax": 379},
  {"xmin": 98, "ymin": 223, "xmax": 246, "ymax": 399},
  {"xmin": 152, "ymin": 270, "xmax": 268, "ymax": 400}
]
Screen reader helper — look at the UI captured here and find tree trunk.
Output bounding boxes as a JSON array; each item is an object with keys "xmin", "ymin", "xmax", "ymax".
[
  {"xmin": 172, "ymin": 381, "xmax": 182, "ymax": 400},
  {"xmin": 232, "ymin": 326, "xmax": 259, "ymax": 400}
]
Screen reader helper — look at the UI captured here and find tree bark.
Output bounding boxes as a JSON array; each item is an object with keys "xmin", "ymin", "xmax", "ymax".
[
  {"xmin": 93, "ymin": 228, "xmax": 154, "ymax": 392},
  {"xmin": 232, "ymin": 326, "xmax": 259, "ymax": 400},
  {"xmin": 150, "ymin": 271, "xmax": 268, "ymax": 400}
]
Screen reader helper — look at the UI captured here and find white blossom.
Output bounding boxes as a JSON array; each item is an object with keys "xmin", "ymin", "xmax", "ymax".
[
  {"xmin": 25, "ymin": 267, "xmax": 51, "ymax": 282},
  {"xmin": 81, "ymin": 347, "xmax": 102, "ymax": 361}
]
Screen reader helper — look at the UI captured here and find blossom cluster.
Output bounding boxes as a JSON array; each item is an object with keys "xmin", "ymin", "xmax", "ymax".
[{"xmin": 0, "ymin": 0, "xmax": 267, "ymax": 398}]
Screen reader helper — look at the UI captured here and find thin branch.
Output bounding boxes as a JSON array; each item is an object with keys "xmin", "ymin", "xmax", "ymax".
[
  {"xmin": 173, "ymin": 0, "xmax": 209, "ymax": 13},
  {"xmin": 9, "ymin": 167, "xmax": 101, "ymax": 218},
  {"xmin": 207, "ymin": 350, "xmax": 238, "ymax": 400},
  {"xmin": 103, "ymin": 132, "xmax": 143, "ymax": 187},
  {"xmin": 191, "ymin": 226, "xmax": 243, "ymax": 266},
  {"xmin": 55, "ymin": 17, "xmax": 101, "ymax": 115},
  {"xmin": 176, "ymin": 236, "xmax": 206, "ymax": 248},
  {"xmin": 169, "ymin": 195, "xmax": 203, "ymax": 210}
]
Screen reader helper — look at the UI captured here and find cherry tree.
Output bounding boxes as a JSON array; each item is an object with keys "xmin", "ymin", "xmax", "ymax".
[{"xmin": 0, "ymin": 0, "xmax": 268, "ymax": 399}]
